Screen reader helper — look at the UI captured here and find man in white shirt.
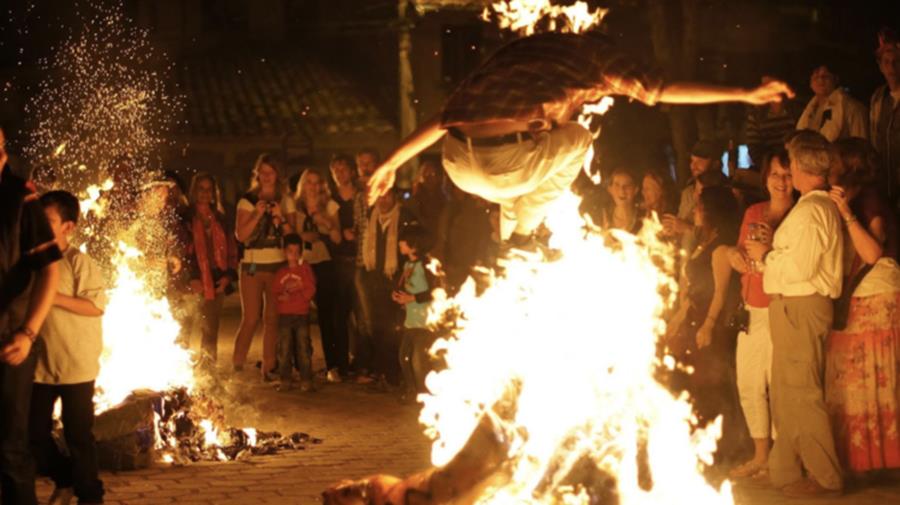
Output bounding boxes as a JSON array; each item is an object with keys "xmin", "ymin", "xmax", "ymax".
[
  {"xmin": 745, "ymin": 131, "xmax": 844, "ymax": 498},
  {"xmin": 796, "ymin": 65, "xmax": 868, "ymax": 142}
]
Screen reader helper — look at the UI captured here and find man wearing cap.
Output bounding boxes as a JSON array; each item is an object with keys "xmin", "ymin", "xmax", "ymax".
[
  {"xmin": 367, "ymin": 31, "xmax": 793, "ymax": 250},
  {"xmin": 661, "ymin": 139, "xmax": 724, "ymax": 252}
]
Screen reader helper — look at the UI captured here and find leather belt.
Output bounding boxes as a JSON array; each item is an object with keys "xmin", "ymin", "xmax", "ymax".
[{"xmin": 448, "ymin": 127, "xmax": 534, "ymax": 147}]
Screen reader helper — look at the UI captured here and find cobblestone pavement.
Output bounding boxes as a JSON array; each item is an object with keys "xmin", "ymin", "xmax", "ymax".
[{"xmin": 35, "ymin": 301, "xmax": 900, "ymax": 504}]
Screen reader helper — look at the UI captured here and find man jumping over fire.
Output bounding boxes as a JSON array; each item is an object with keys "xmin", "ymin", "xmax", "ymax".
[{"xmin": 367, "ymin": 31, "xmax": 794, "ymax": 250}]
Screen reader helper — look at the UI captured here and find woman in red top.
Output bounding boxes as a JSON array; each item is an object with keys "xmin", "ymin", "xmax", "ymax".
[
  {"xmin": 727, "ymin": 148, "xmax": 795, "ymax": 479},
  {"xmin": 184, "ymin": 173, "xmax": 239, "ymax": 363}
]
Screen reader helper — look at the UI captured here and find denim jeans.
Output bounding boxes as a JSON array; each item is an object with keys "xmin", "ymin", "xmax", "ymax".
[
  {"xmin": 0, "ymin": 338, "xmax": 40, "ymax": 505},
  {"xmin": 398, "ymin": 328, "xmax": 439, "ymax": 394},
  {"xmin": 277, "ymin": 314, "xmax": 311, "ymax": 383},
  {"xmin": 29, "ymin": 381, "xmax": 104, "ymax": 503}
]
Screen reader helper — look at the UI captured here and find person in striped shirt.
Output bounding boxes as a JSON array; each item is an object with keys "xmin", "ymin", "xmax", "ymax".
[{"xmin": 367, "ymin": 31, "xmax": 794, "ymax": 252}]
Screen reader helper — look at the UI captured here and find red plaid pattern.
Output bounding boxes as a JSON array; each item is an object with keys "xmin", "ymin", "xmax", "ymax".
[{"xmin": 441, "ymin": 33, "xmax": 665, "ymax": 128}]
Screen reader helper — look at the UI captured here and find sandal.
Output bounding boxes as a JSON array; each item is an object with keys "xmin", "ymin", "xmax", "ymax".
[
  {"xmin": 735, "ymin": 466, "xmax": 771, "ymax": 489},
  {"xmin": 729, "ymin": 460, "xmax": 766, "ymax": 479}
]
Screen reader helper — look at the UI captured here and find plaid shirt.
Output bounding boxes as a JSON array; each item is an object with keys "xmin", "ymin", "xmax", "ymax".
[{"xmin": 441, "ymin": 32, "xmax": 664, "ymax": 128}]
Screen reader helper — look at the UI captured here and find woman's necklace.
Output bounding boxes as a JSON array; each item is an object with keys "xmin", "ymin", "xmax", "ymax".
[{"xmin": 612, "ymin": 206, "xmax": 634, "ymax": 228}]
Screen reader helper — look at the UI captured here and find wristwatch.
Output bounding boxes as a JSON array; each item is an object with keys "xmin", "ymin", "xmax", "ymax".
[{"xmin": 17, "ymin": 326, "xmax": 36, "ymax": 343}]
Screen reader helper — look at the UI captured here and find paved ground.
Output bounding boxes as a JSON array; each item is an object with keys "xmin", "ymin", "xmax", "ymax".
[{"xmin": 35, "ymin": 299, "xmax": 900, "ymax": 504}]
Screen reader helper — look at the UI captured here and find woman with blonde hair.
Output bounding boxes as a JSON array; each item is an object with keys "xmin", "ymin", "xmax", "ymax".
[
  {"xmin": 233, "ymin": 154, "xmax": 296, "ymax": 379},
  {"xmin": 294, "ymin": 169, "xmax": 345, "ymax": 381}
]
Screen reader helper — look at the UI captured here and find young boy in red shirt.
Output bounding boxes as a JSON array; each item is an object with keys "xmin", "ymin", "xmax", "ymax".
[{"xmin": 271, "ymin": 234, "xmax": 316, "ymax": 392}]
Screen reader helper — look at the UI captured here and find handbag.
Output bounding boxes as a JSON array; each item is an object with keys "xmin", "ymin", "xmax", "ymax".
[
  {"xmin": 728, "ymin": 269, "xmax": 755, "ymax": 334},
  {"xmin": 727, "ymin": 301, "xmax": 749, "ymax": 333}
]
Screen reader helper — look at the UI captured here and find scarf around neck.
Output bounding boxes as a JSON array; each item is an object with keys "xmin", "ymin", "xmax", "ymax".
[
  {"xmin": 192, "ymin": 209, "xmax": 230, "ymax": 300},
  {"xmin": 363, "ymin": 203, "xmax": 400, "ymax": 278}
]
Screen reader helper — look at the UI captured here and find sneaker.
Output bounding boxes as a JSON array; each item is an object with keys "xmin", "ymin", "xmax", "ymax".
[
  {"xmin": 48, "ymin": 487, "xmax": 75, "ymax": 505},
  {"xmin": 729, "ymin": 460, "xmax": 767, "ymax": 479},
  {"xmin": 299, "ymin": 380, "xmax": 316, "ymax": 393},
  {"xmin": 326, "ymin": 368, "xmax": 342, "ymax": 383}
]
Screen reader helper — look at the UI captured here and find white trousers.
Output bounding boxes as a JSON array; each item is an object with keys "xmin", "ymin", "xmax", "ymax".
[
  {"xmin": 736, "ymin": 306, "xmax": 774, "ymax": 439},
  {"xmin": 442, "ymin": 123, "xmax": 592, "ymax": 239}
]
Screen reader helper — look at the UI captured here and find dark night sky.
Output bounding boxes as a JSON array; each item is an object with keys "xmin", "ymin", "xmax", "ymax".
[{"xmin": 1, "ymin": 0, "xmax": 899, "ymax": 177}]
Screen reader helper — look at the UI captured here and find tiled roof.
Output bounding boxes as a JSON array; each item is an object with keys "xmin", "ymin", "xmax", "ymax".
[
  {"xmin": 413, "ymin": 0, "xmax": 491, "ymax": 14},
  {"xmin": 177, "ymin": 50, "xmax": 395, "ymax": 138}
]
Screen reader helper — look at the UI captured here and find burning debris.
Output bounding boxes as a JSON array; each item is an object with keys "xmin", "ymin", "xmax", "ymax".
[
  {"xmin": 153, "ymin": 387, "xmax": 322, "ymax": 465},
  {"xmin": 91, "ymin": 387, "xmax": 322, "ymax": 470}
]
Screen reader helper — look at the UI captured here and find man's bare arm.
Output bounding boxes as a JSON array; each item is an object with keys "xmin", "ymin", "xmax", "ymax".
[
  {"xmin": 660, "ymin": 79, "xmax": 794, "ymax": 105},
  {"xmin": 1, "ymin": 260, "xmax": 59, "ymax": 365},
  {"xmin": 23, "ymin": 260, "xmax": 59, "ymax": 335},
  {"xmin": 54, "ymin": 293, "xmax": 104, "ymax": 317},
  {"xmin": 367, "ymin": 115, "xmax": 447, "ymax": 205}
]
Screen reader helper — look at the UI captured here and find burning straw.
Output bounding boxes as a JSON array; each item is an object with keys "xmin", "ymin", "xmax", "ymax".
[{"xmin": 24, "ymin": 2, "xmax": 320, "ymax": 468}]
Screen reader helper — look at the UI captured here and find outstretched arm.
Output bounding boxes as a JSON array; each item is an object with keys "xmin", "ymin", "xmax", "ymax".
[
  {"xmin": 367, "ymin": 115, "xmax": 447, "ymax": 206},
  {"xmin": 659, "ymin": 79, "xmax": 794, "ymax": 105}
]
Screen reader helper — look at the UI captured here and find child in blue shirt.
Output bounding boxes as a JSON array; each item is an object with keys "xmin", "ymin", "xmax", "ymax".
[{"xmin": 392, "ymin": 225, "xmax": 441, "ymax": 403}]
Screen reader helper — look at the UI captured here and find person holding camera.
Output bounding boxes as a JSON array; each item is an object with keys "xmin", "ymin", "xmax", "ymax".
[
  {"xmin": 233, "ymin": 154, "xmax": 295, "ymax": 380},
  {"xmin": 726, "ymin": 148, "xmax": 795, "ymax": 480},
  {"xmin": 184, "ymin": 172, "xmax": 238, "ymax": 364},
  {"xmin": 294, "ymin": 169, "xmax": 344, "ymax": 382}
]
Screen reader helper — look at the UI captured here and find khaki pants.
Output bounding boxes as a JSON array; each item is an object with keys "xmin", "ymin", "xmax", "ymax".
[
  {"xmin": 768, "ymin": 294, "xmax": 842, "ymax": 490},
  {"xmin": 232, "ymin": 267, "xmax": 280, "ymax": 373},
  {"xmin": 442, "ymin": 123, "xmax": 592, "ymax": 239}
]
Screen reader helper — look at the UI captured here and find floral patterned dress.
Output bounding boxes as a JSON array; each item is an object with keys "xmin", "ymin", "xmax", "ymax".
[{"xmin": 825, "ymin": 189, "xmax": 900, "ymax": 473}]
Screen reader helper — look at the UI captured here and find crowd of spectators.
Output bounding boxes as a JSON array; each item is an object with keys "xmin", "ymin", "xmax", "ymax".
[{"xmin": 175, "ymin": 149, "xmax": 497, "ymax": 396}]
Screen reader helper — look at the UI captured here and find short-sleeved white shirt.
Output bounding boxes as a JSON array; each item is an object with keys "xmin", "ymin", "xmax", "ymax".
[
  {"xmin": 35, "ymin": 247, "xmax": 107, "ymax": 384},
  {"xmin": 236, "ymin": 194, "xmax": 296, "ymax": 264}
]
